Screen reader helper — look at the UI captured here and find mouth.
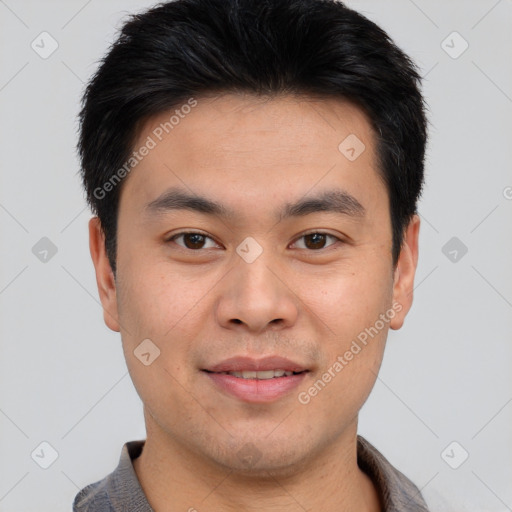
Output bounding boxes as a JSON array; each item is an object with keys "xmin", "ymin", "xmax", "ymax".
[
  {"xmin": 201, "ymin": 356, "xmax": 310, "ymax": 403},
  {"xmin": 203, "ymin": 355, "xmax": 309, "ymax": 374},
  {"xmin": 203, "ymin": 369, "xmax": 306, "ymax": 379}
]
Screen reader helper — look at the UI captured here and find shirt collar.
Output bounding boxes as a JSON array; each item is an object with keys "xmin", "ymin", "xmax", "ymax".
[
  {"xmin": 357, "ymin": 435, "xmax": 430, "ymax": 511},
  {"xmin": 74, "ymin": 436, "xmax": 430, "ymax": 511}
]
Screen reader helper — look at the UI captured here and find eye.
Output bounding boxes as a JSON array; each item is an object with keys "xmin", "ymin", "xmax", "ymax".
[
  {"xmin": 292, "ymin": 232, "xmax": 341, "ymax": 250},
  {"xmin": 168, "ymin": 232, "xmax": 220, "ymax": 250}
]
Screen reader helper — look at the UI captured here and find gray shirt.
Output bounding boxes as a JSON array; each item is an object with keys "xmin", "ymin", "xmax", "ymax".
[{"xmin": 73, "ymin": 436, "xmax": 430, "ymax": 511}]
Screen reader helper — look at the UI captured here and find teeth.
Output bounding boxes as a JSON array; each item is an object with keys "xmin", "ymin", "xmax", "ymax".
[{"xmin": 224, "ymin": 369, "xmax": 294, "ymax": 379}]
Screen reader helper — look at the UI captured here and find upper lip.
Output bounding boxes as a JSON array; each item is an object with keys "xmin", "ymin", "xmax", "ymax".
[{"xmin": 203, "ymin": 356, "xmax": 309, "ymax": 373}]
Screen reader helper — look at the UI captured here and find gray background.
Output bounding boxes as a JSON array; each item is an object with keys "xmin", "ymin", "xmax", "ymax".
[{"xmin": 1, "ymin": 1, "xmax": 511, "ymax": 510}]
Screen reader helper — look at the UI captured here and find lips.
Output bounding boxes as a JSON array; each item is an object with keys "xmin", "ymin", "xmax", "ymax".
[
  {"xmin": 203, "ymin": 356, "xmax": 308, "ymax": 374},
  {"xmin": 202, "ymin": 356, "xmax": 309, "ymax": 403},
  {"xmin": 216, "ymin": 369, "xmax": 296, "ymax": 380}
]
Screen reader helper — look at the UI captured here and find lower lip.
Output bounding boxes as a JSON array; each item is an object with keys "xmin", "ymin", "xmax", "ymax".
[{"xmin": 203, "ymin": 371, "xmax": 307, "ymax": 403}]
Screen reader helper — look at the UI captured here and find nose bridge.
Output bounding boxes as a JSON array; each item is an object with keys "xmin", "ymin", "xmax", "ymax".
[
  {"xmin": 215, "ymin": 242, "xmax": 298, "ymax": 332},
  {"xmin": 233, "ymin": 246, "xmax": 282, "ymax": 308},
  {"xmin": 233, "ymin": 235, "xmax": 278, "ymax": 290}
]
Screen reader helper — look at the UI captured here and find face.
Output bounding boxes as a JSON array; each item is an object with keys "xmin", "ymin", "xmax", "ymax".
[{"xmin": 90, "ymin": 93, "xmax": 419, "ymax": 475}]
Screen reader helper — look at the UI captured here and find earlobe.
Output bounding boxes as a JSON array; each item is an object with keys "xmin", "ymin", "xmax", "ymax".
[
  {"xmin": 88, "ymin": 217, "xmax": 120, "ymax": 332},
  {"xmin": 390, "ymin": 215, "xmax": 420, "ymax": 330}
]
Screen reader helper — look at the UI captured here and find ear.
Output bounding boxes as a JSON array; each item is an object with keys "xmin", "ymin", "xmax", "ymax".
[
  {"xmin": 88, "ymin": 217, "xmax": 120, "ymax": 332},
  {"xmin": 390, "ymin": 214, "xmax": 420, "ymax": 330}
]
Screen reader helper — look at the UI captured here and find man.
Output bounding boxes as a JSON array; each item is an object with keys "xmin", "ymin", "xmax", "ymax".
[{"xmin": 73, "ymin": 0, "xmax": 429, "ymax": 510}]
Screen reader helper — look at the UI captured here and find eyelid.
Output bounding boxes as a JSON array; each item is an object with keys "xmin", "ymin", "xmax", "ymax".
[
  {"xmin": 290, "ymin": 230, "xmax": 343, "ymax": 249},
  {"xmin": 167, "ymin": 230, "xmax": 222, "ymax": 249},
  {"xmin": 166, "ymin": 230, "xmax": 345, "ymax": 251}
]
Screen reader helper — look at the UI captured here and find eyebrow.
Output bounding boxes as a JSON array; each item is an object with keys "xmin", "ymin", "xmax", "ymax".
[{"xmin": 144, "ymin": 186, "xmax": 365, "ymax": 221}]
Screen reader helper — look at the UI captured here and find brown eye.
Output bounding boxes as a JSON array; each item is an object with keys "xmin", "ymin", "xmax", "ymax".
[
  {"xmin": 169, "ymin": 232, "xmax": 219, "ymax": 250},
  {"xmin": 293, "ymin": 232, "xmax": 339, "ymax": 250},
  {"xmin": 304, "ymin": 233, "xmax": 327, "ymax": 249},
  {"xmin": 183, "ymin": 233, "xmax": 206, "ymax": 249}
]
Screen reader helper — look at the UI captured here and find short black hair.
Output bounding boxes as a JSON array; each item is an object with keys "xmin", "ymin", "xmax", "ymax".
[{"xmin": 78, "ymin": 0, "xmax": 428, "ymax": 273}]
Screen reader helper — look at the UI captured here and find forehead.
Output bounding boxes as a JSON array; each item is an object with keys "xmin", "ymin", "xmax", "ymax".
[
  {"xmin": 140, "ymin": 92, "xmax": 375, "ymax": 162},
  {"xmin": 122, "ymin": 93, "xmax": 385, "ymax": 217}
]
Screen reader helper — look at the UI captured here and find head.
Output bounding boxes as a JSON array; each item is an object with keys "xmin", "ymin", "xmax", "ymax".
[{"xmin": 82, "ymin": 0, "xmax": 426, "ymax": 475}]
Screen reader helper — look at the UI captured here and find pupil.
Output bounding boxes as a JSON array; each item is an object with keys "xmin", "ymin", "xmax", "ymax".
[
  {"xmin": 185, "ymin": 233, "xmax": 205, "ymax": 249},
  {"xmin": 183, "ymin": 233, "xmax": 327, "ymax": 250},
  {"xmin": 306, "ymin": 233, "xmax": 326, "ymax": 249}
]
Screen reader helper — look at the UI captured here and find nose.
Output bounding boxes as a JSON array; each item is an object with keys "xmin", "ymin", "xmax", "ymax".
[{"xmin": 215, "ymin": 250, "xmax": 299, "ymax": 334}]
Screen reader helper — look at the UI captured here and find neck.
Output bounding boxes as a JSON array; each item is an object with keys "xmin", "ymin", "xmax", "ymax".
[{"xmin": 133, "ymin": 412, "xmax": 380, "ymax": 512}]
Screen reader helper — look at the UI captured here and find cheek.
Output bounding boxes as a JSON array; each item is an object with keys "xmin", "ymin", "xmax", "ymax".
[
  {"xmin": 300, "ymin": 265, "xmax": 393, "ymax": 422},
  {"xmin": 115, "ymin": 268, "xmax": 204, "ymax": 419},
  {"xmin": 114, "ymin": 255, "xmax": 220, "ymax": 382},
  {"xmin": 307, "ymin": 258, "xmax": 394, "ymax": 337},
  {"xmin": 116, "ymin": 257, "xmax": 208, "ymax": 339}
]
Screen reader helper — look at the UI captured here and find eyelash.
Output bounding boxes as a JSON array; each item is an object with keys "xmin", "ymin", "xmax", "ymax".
[{"xmin": 166, "ymin": 230, "xmax": 343, "ymax": 251}]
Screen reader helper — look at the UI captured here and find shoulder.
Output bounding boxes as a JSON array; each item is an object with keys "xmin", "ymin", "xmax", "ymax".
[
  {"xmin": 72, "ymin": 474, "xmax": 115, "ymax": 512},
  {"xmin": 72, "ymin": 441, "xmax": 149, "ymax": 512},
  {"xmin": 357, "ymin": 436, "xmax": 431, "ymax": 512}
]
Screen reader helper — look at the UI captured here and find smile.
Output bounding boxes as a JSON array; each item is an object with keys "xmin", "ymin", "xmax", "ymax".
[{"xmin": 208, "ymin": 369, "xmax": 303, "ymax": 379}]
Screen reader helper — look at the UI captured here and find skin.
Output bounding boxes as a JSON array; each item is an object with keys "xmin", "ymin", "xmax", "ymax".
[{"xmin": 89, "ymin": 92, "xmax": 420, "ymax": 512}]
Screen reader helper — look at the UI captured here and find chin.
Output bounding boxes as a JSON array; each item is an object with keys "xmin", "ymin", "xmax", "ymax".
[
  {"xmin": 218, "ymin": 451, "xmax": 305, "ymax": 479},
  {"xmin": 203, "ymin": 435, "xmax": 313, "ymax": 478}
]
